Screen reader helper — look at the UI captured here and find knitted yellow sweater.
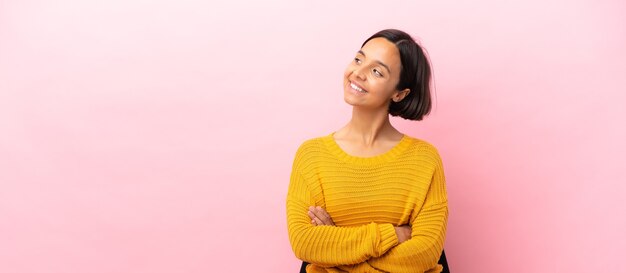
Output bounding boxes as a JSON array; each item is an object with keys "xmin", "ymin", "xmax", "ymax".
[{"xmin": 286, "ymin": 132, "xmax": 448, "ymax": 273}]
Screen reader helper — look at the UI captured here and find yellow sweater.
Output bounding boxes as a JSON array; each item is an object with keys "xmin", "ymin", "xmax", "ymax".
[{"xmin": 286, "ymin": 132, "xmax": 449, "ymax": 273}]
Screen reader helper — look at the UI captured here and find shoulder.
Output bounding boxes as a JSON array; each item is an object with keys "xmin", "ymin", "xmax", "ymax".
[
  {"xmin": 294, "ymin": 134, "xmax": 327, "ymax": 154},
  {"xmin": 404, "ymin": 135, "xmax": 443, "ymax": 163},
  {"xmin": 291, "ymin": 134, "xmax": 329, "ymax": 167}
]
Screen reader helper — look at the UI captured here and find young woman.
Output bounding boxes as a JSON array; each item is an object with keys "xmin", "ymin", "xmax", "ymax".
[{"xmin": 286, "ymin": 29, "xmax": 448, "ymax": 273}]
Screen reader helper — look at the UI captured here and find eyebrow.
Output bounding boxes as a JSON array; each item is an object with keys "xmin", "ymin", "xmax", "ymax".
[{"xmin": 357, "ymin": 50, "xmax": 391, "ymax": 74}]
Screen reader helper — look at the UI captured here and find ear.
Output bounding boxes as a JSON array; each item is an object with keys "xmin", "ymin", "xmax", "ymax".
[{"xmin": 393, "ymin": 88, "xmax": 411, "ymax": 102}]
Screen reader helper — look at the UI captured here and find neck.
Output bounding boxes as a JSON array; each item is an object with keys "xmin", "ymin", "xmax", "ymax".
[{"xmin": 341, "ymin": 106, "xmax": 397, "ymax": 146}]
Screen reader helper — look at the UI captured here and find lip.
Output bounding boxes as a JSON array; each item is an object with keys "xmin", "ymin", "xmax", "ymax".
[{"xmin": 349, "ymin": 80, "xmax": 367, "ymax": 93}]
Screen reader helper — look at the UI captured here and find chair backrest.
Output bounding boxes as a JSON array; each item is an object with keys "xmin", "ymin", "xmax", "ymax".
[
  {"xmin": 299, "ymin": 249, "xmax": 450, "ymax": 273},
  {"xmin": 439, "ymin": 249, "xmax": 450, "ymax": 273}
]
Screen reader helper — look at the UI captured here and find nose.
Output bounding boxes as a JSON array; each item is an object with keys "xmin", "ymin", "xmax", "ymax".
[{"xmin": 352, "ymin": 66, "xmax": 366, "ymax": 80}]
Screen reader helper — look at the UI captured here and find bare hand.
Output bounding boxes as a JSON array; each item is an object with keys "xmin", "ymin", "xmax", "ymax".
[
  {"xmin": 394, "ymin": 225, "xmax": 411, "ymax": 243},
  {"xmin": 308, "ymin": 206, "xmax": 335, "ymax": 226}
]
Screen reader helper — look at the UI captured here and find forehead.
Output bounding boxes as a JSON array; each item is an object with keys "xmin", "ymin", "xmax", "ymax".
[{"xmin": 360, "ymin": 37, "xmax": 401, "ymax": 71}]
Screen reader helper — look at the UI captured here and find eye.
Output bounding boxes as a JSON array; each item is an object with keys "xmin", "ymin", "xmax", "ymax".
[
  {"xmin": 373, "ymin": 69, "xmax": 383, "ymax": 77},
  {"xmin": 354, "ymin": 57, "xmax": 362, "ymax": 64}
]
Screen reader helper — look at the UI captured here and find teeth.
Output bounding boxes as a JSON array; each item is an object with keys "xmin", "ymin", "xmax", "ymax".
[{"xmin": 350, "ymin": 82, "xmax": 366, "ymax": 93}]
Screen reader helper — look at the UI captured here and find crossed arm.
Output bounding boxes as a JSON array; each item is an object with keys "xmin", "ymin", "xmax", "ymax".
[
  {"xmin": 287, "ymin": 173, "xmax": 447, "ymax": 272},
  {"xmin": 286, "ymin": 142, "xmax": 448, "ymax": 272},
  {"xmin": 308, "ymin": 206, "xmax": 411, "ymax": 242},
  {"xmin": 287, "ymin": 152, "xmax": 448, "ymax": 272},
  {"xmin": 306, "ymin": 206, "xmax": 411, "ymax": 271},
  {"xmin": 307, "ymin": 200, "xmax": 447, "ymax": 273}
]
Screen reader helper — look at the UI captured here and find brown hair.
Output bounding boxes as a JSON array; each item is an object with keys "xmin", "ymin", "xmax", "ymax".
[{"xmin": 362, "ymin": 29, "xmax": 434, "ymax": 121}]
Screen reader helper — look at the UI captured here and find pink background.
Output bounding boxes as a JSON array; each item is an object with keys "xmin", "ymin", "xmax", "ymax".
[{"xmin": 1, "ymin": 0, "xmax": 625, "ymax": 272}]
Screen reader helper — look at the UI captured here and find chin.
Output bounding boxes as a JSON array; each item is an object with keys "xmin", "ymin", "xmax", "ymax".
[
  {"xmin": 343, "ymin": 92, "xmax": 354, "ymax": 105},
  {"xmin": 343, "ymin": 93, "xmax": 361, "ymax": 107}
]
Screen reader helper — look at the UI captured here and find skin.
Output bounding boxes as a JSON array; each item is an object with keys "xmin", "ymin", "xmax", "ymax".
[{"xmin": 306, "ymin": 37, "xmax": 413, "ymax": 244}]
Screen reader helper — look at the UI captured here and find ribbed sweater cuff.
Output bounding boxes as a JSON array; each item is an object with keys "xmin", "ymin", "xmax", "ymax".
[{"xmin": 375, "ymin": 223, "xmax": 398, "ymax": 257}]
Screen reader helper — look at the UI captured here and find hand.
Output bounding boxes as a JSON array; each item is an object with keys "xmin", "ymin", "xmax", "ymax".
[
  {"xmin": 308, "ymin": 206, "xmax": 335, "ymax": 226},
  {"xmin": 394, "ymin": 225, "xmax": 411, "ymax": 243}
]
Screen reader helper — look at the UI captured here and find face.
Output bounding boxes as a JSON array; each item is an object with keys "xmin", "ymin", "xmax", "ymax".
[{"xmin": 343, "ymin": 37, "xmax": 410, "ymax": 109}]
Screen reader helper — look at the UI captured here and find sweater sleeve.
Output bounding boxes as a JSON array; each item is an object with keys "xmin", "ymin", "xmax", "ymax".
[
  {"xmin": 286, "ymin": 169, "xmax": 399, "ymax": 267},
  {"xmin": 366, "ymin": 148, "xmax": 449, "ymax": 273}
]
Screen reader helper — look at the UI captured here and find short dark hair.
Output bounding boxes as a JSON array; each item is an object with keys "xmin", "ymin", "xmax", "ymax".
[{"xmin": 361, "ymin": 29, "xmax": 434, "ymax": 121}]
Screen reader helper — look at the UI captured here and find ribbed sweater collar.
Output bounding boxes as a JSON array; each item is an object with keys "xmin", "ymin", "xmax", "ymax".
[{"xmin": 321, "ymin": 131, "xmax": 412, "ymax": 165}]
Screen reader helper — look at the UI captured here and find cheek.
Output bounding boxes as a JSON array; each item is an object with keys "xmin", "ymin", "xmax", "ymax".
[
  {"xmin": 343, "ymin": 64, "xmax": 354, "ymax": 78},
  {"xmin": 369, "ymin": 79, "xmax": 394, "ymax": 95}
]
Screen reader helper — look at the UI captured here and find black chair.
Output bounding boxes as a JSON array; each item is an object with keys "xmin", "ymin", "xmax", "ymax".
[{"xmin": 299, "ymin": 249, "xmax": 450, "ymax": 273}]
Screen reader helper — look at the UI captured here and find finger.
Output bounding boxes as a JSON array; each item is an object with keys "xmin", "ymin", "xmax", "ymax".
[
  {"xmin": 320, "ymin": 208, "xmax": 334, "ymax": 225},
  {"xmin": 403, "ymin": 226, "xmax": 413, "ymax": 237},
  {"xmin": 313, "ymin": 217, "xmax": 324, "ymax": 226},
  {"xmin": 309, "ymin": 206, "xmax": 320, "ymax": 215},
  {"xmin": 311, "ymin": 219, "xmax": 317, "ymax": 226},
  {"xmin": 307, "ymin": 210, "xmax": 316, "ymax": 220},
  {"xmin": 315, "ymin": 207, "xmax": 332, "ymax": 225},
  {"xmin": 308, "ymin": 207, "xmax": 325, "ymax": 221},
  {"xmin": 309, "ymin": 207, "xmax": 325, "ymax": 221},
  {"xmin": 317, "ymin": 207, "xmax": 335, "ymax": 225},
  {"xmin": 401, "ymin": 226, "xmax": 411, "ymax": 235}
]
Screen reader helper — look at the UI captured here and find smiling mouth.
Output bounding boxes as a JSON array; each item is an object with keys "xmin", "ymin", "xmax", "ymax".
[{"xmin": 349, "ymin": 81, "xmax": 367, "ymax": 93}]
